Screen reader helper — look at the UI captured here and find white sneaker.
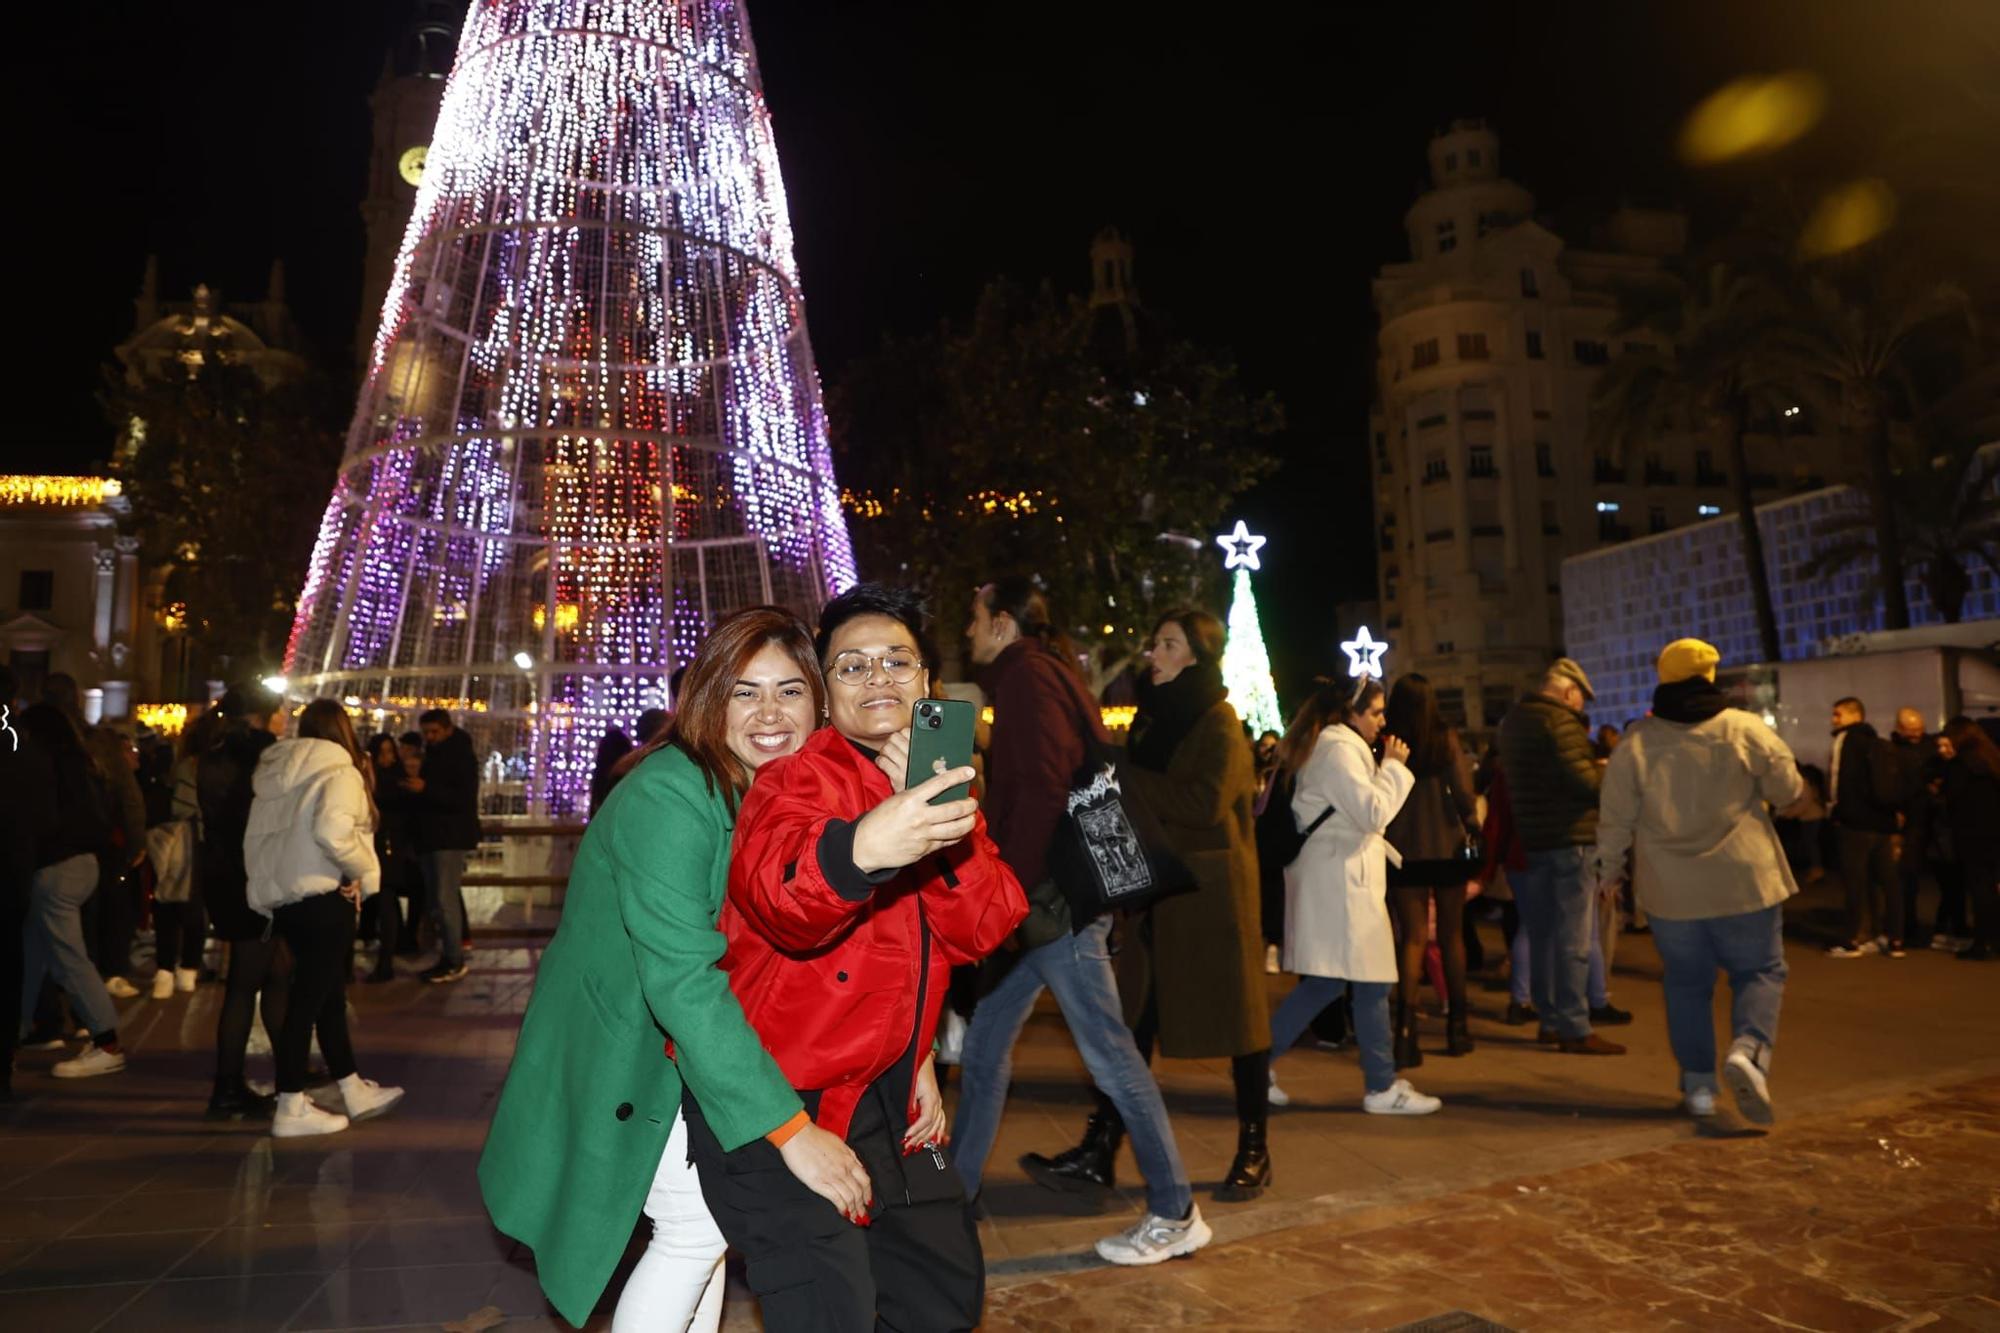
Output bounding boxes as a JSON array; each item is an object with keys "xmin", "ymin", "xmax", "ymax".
[
  {"xmin": 151, "ymin": 970, "xmax": 176, "ymax": 1000},
  {"xmin": 1095, "ymin": 1205, "xmax": 1213, "ymax": 1266},
  {"xmin": 1684, "ymin": 1086, "xmax": 1718, "ymax": 1117},
  {"xmin": 1264, "ymin": 943, "xmax": 1281, "ymax": 975},
  {"xmin": 105, "ymin": 976, "xmax": 140, "ymax": 999},
  {"xmin": 1362, "ymin": 1078, "xmax": 1442, "ymax": 1116},
  {"xmin": 1267, "ymin": 1069, "xmax": 1291, "ymax": 1107},
  {"xmin": 53, "ymin": 1044, "xmax": 126, "ymax": 1079},
  {"xmin": 334, "ymin": 1075, "xmax": 405, "ymax": 1123},
  {"xmin": 175, "ymin": 967, "xmax": 199, "ymax": 993},
  {"xmin": 272, "ymin": 1096, "xmax": 350, "ymax": 1138},
  {"xmin": 1723, "ymin": 1049, "xmax": 1774, "ymax": 1125}
]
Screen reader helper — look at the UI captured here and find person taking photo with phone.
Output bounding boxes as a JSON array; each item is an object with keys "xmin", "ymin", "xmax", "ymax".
[
  {"xmin": 699, "ymin": 583, "xmax": 1027, "ymax": 1332},
  {"xmin": 480, "ymin": 608, "xmax": 869, "ymax": 1331}
]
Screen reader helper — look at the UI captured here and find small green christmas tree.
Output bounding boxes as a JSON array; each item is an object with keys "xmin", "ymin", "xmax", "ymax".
[{"xmin": 1216, "ymin": 523, "xmax": 1284, "ymax": 735}]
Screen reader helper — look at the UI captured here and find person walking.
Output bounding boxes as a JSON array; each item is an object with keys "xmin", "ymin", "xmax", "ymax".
[
  {"xmin": 950, "ymin": 578, "xmax": 1208, "ymax": 1267},
  {"xmin": 1380, "ymin": 673, "xmax": 1479, "ymax": 1064},
  {"xmin": 1270, "ymin": 678, "xmax": 1442, "ymax": 1116},
  {"xmin": 1825, "ymin": 697, "xmax": 1906, "ymax": 958},
  {"xmin": 1595, "ymin": 640, "xmax": 1803, "ymax": 1124},
  {"xmin": 41, "ymin": 675, "xmax": 147, "ymax": 998},
  {"xmin": 1496, "ymin": 658, "xmax": 1623, "ymax": 1055},
  {"xmin": 1936, "ymin": 718, "xmax": 2000, "ymax": 961},
  {"xmin": 411, "ymin": 708, "xmax": 480, "ymax": 983},
  {"xmin": 363, "ymin": 734, "xmax": 417, "ymax": 983},
  {"xmin": 704, "ymin": 584, "xmax": 1026, "ymax": 1329},
  {"xmin": 15, "ymin": 705, "xmax": 127, "ymax": 1079},
  {"xmin": 244, "ymin": 700, "xmax": 403, "ymax": 1138},
  {"xmin": 481, "ymin": 609, "xmax": 868, "ymax": 1330},
  {"xmin": 197, "ymin": 684, "xmax": 290, "ymax": 1120}
]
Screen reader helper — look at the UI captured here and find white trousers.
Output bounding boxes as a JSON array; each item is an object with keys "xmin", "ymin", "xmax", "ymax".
[{"xmin": 612, "ymin": 1109, "xmax": 728, "ymax": 1332}]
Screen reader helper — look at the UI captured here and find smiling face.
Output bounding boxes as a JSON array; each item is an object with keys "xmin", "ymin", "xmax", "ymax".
[
  {"xmin": 825, "ymin": 612, "xmax": 929, "ymax": 744},
  {"xmin": 723, "ymin": 642, "xmax": 817, "ymax": 771},
  {"xmin": 1148, "ymin": 620, "xmax": 1197, "ymax": 685}
]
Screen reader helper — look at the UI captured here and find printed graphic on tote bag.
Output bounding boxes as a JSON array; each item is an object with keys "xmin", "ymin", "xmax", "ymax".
[{"xmin": 1077, "ymin": 802, "xmax": 1150, "ymax": 897}]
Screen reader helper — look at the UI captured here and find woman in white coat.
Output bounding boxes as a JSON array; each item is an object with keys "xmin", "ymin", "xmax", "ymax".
[
  {"xmin": 244, "ymin": 699, "xmax": 404, "ymax": 1138},
  {"xmin": 1269, "ymin": 679, "xmax": 1442, "ymax": 1115}
]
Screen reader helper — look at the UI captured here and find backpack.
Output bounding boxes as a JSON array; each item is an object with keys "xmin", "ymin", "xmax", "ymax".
[{"xmin": 1254, "ymin": 770, "xmax": 1334, "ymax": 875}]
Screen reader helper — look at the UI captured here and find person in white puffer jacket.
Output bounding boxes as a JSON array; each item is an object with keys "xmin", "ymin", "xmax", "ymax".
[{"xmin": 244, "ymin": 699, "xmax": 404, "ymax": 1138}]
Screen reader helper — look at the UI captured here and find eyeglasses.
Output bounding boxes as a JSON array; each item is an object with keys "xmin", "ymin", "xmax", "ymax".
[{"xmin": 827, "ymin": 651, "xmax": 924, "ymax": 688}]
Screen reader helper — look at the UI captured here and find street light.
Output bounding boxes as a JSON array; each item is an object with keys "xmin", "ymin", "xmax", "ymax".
[
  {"xmin": 513, "ymin": 651, "xmax": 534, "ymax": 671},
  {"xmin": 261, "ymin": 674, "xmax": 288, "ymax": 695}
]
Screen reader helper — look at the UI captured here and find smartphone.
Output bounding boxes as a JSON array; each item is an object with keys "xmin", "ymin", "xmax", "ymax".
[{"xmin": 906, "ymin": 698, "xmax": 975, "ymax": 805}]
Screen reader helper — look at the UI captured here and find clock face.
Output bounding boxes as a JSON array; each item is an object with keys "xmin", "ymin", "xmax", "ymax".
[{"xmin": 398, "ymin": 145, "xmax": 428, "ymax": 187}]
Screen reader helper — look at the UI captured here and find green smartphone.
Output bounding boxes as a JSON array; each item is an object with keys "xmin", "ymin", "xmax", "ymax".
[{"xmin": 906, "ymin": 698, "xmax": 976, "ymax": 805}]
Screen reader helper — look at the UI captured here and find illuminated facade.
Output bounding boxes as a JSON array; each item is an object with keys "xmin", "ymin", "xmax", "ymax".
[
  {"xmin": 286, "ymin": 0, "xmax": 857, "ymax": 816},
  {"xmin": 0, "ymin": 477, "xmax": 144, "ymax": 719}
]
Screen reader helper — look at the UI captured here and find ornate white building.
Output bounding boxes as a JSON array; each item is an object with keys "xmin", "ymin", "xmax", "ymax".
[
  {"xmin": 0, "ymin": 477, "xmax": 145, "ymax": 720},
  {"xmin": 1368, "ymin": 120, "xmax": 1852, "ymax": 738}
]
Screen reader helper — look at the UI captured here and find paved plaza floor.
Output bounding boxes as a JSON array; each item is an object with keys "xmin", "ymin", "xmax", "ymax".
[{"xmin": 2, "ymin": 880, "xmax": 1996, "ymax": 1331}]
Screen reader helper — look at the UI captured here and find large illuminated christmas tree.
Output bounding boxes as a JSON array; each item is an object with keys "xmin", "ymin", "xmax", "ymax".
[
  {"xmin": 285, "ymin": 1, "xmax": 855, "ymax": 816},
  {"xmin": 1216, "ymin": 523, "xmax": 1284, "ymax": 735}
]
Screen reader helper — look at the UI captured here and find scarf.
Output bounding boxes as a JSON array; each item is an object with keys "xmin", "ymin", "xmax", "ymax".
[
  {"xmin": 1128, "ymin": 661, "xmax": 1228, "ymax": 772},
  {"xmin": 1651, "ymin": 677, "xmax": 1731, "ymax": 724}
]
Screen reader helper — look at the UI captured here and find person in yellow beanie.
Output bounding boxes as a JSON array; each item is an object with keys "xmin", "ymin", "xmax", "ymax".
[{"xmin": 1594, "ymin": 638, "xmax": 1805, "ymax": 1127}]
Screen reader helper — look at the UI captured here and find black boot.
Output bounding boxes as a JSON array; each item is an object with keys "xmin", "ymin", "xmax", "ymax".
[
  {"xmin": 1394, "ymin": 1018, "xmax": 1424, "ymax": 1070},
  {"xmin": 1445, "ymin": 1013, "xmax": 1475, "ymax": 1056},
  {"xmin": 205, "ymin": 1076, "xmax": 277, "ymax": 1121},
  {"xmin": 1020, "ymin": 1106, "xmax": 1123, "ymax": 1192},
  {"xmin": 1215, "ymin": 1118, "xmax": 1271, "ymax": 1201}
]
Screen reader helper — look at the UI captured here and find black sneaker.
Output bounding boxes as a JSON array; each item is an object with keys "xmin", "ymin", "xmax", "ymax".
[
  {"xmin": 422, "ymin": 961, "xmax": 469, "ymax": 984},
  {"xmin": 1589, "ymin": 1003, "xmax": 1634, "ymax": 1026}
]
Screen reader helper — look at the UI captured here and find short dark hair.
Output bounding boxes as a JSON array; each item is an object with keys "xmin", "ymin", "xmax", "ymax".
[
  {"xmin": 418, "ymin": 708, "xmax": 452, "ymax": 728},
  {"xmin": 218, "ymin": 681, "xmax": 281, "ymax": 721},
  {"xmin": 1833, "ymin": 696, "xmax": 1865, "ymax": 718},
  {"xmin": 635, "ymin": 707, "xmax": 670, "ymax": 744},
  {"xmin": 399, "ymin": 731, "xmax": 423, "ymax": 748},
  {"xmin": 814, "ymin": 583, "xmax": 928, "ymax": 663}
]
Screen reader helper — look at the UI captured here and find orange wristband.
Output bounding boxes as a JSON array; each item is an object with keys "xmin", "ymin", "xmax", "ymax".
[{"xmin": 765, "ymin": 1110, "xmax": 810, "ymax": 1147}]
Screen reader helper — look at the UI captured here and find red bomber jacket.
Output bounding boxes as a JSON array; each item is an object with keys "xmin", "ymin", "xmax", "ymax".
[{"xmin": 720, "ymin": 725, "xmax": 1028, "ymax": 1140}]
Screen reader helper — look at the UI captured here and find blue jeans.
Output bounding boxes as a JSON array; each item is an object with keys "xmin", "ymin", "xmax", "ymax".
[
  {"xmin": 1647, "ymin": 906, "xmax": 1786, "ymax": 1094},
  {"xmin": 1512, "ymin": 847, "xmax": 1594, "ymax": 1040},
  {"xmin": 1512, "ymin": 900, "xmax": 1605, "ymax": 1007},
  {"xmin": 22, "ymin": 854, "xmax": 119, "ymax": 1039},
  {"xmin": 951, "ymin": 916, "xmax": 1191, "ymax": 1219},
  {"xmin": 420, "ymin": 849, "xmax": 469, "ymax": 967},
  {"xmin": 1270, "ymin": 975, "xmax": 1395, "ymax": 1094}
]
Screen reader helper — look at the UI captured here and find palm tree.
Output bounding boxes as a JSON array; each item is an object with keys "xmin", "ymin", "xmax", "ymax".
[
  {"xmin": 1590, "ymin": 260, "xmax": 1801, "ymax": 663},
  {"xmin": 1775, "ymin": 263, "xmax": 1974, "ymax": 628}
]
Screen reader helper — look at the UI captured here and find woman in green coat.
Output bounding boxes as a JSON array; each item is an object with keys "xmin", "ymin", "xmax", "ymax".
[{"xmin": 478, "ymin": 609, "xmax": 872, "ymax": 1330}]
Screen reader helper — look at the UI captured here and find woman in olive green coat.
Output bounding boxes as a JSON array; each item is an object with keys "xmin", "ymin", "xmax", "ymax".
[{"xmin": 478, "ymin": 610, "xmax": 870, "ymax": 1330}]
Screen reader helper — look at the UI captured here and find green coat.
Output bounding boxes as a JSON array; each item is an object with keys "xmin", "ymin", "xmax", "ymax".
[
  {"xmin": 477, "ymin": 746, "xmax": 801, "ymax": 1328},
  {"xmin": 1118, "ymin": 699, "xmax": 1270, "ymax": 1058}
]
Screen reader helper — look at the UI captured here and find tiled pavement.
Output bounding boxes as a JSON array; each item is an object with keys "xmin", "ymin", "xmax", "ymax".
[{"xmin": 3, "ymin": 883, "xmax": 1998, "ymax": 1331}]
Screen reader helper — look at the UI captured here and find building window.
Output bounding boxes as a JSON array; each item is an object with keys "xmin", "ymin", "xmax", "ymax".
[
  {"xmin": 17, "ymin": 570, "xmax": 53, "ymax": 612},
  {"xmin": 1457, "ymin": 331, "xmax": 1490, "ymax": 360},
  {"xmin": 1436, "ymin": 219, "xmax": 1457, "ymax": 254},
  {"xmin": 1468, "ymin": 445, "xmax": 1496, "ymax": 477},
  {"xmin": 1416, "ymin": 411, "xmax": 1448, "ymax": 430},
  {"xmin": 1482, "ymin": 684, "xmax": 1514, "ymax": 727},
  {"xmin": 1423, "ymin": 454, "xmax": 1450, "ymax": 483},
  {"xmin": 1520, "ymin": 268, "xmax": 1539, "ymax": 298},
  {"xmin": 1597, "ymin": 503, "xmax": 1630, "ymax": 541},
  {"xmin": 1540, "ymin": 498, "xmax": 1561, "ymax": 534},
  {"xmin": 1435, "ymin": 687, "xmax": 1467, "ymax": 727},
  {"xmin": 1649, "ymin": 505, "xmax": 1668, "ymax": 534},
  {"xmin": 1573, "ymin": 339, "xmax": 1610, "ymax": 366},
  {"xmin": 1594, "ymin": 456, "xmax": 1624, "ymax": 483},
  {"xmin": 1467, "ymin": 149, "xmax": 1481, "ymax": 168},
  {"xmin": 1695, "ymin": 450, "xmax": 1725, "ymax": 486},
  {"xmin": 1535, "ymin": 442, "xmax": 1554, "ymax": 476},
  {"xmin": 1444, "ymin": 153, "xmax": 1457, "ymax": 173},
  {"xmin": 1525, "ymin": 329, "xmax": 1544, "ymax": 359},
  {"xmin": 1412, "ymin": 338, "xmax": 1440, "ymax": 369}
]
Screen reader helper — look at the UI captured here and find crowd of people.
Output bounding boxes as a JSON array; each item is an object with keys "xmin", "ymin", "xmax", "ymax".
[
  {"xmin": 0, "ymin": 669, "xmax": 486, "ymax": 1130},
  {"xmin": 5, "ymin": 583, "xmax": 1994, "ymax": 1329}
]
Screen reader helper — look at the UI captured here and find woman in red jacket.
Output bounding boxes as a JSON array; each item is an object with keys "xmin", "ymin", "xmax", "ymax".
[{"xmin": 690, "ymin": 583, "xmax": 1028, "ymax": 1332}]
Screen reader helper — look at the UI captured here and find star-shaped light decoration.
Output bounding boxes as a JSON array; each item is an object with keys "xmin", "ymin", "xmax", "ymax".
[
  {"xmin": 1215, "ymin": 520, "xmax": 1267, "ymax": 571},
  {"xmin": 1340, "ymin": 625, "xmax": 1389, "ymax": 680}
]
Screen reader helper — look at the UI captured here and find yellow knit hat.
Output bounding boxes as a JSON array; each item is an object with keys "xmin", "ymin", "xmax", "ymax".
[{"xmin": 1657, "ymin": 638, "xmax": 1720, "ymax": 684}]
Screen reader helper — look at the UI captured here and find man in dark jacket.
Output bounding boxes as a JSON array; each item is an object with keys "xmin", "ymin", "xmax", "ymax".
[
  {"xmin": 1826, "ymin": 697, "xmax": 1905, "ymax": 958},
  {"xmin": 1495, "ymin": 658, "xmax": 1623, "ymax": 1055},
  {"xmin": 197, "ymin": 684, "xmax": 286, "ymax": 1118},
  {"xmin": 412, "ymin": 708, "xmax": 480, "ymax": 983},
  {"xmin": 1889, "ymin": 707, "xmax": 1956, "ymax": 947}
]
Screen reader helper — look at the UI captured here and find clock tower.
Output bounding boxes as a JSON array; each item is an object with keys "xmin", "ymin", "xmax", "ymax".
[{"xmin": 356, "ymin": 2, "xmax": 461, "ymax": 364}]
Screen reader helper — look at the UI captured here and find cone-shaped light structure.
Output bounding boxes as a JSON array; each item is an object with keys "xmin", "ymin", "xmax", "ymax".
[{"xmin": 286, "ymin": 1, "xmax": 855, "ymax": 816}]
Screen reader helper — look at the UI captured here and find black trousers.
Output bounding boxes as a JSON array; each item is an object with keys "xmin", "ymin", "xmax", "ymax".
[
  {"xmin": 272, "ymin": 892, "xmax": 359, "ymax": 1094},
  {"xmin": 89, "ymin": 859, "xmax": 139, "ymax": 980},
  {"xmin": 155, "ymin": 891, "xmax": 206, "ymax": 973},
  {"xmin": 683, "ymin": 1082, "xmax": 984, "ymax": 1332},
  {"xmin": 1838, "ymin": 828, "xmax": 1902, "ymax": 944},
  {"xmin": 215, "ymin": 935, "xmax": 291, "ymax": 1084}
]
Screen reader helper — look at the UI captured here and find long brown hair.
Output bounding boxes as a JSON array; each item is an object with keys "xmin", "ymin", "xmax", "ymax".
[
  {"xmin": 1275, "ymin": 679, "xmax": 1349, "ymax": 784},
  {"xmin": 297, "ymin": 698, "xmax": 377, "ymax": 821},
  {"xmin": 620, "ymin": 606, "xmax": 825, "ymax": 812},
  {"xmin": 1383, "ymin": 673, "xmax": 1450, "ymax": 775},
  {"xmin": 1943, "ymin": 715, "xmax": 2000, "ymax": 778}
]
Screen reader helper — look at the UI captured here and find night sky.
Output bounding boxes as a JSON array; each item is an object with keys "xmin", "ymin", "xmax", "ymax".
[{"xmin": 15, "ymin": 1, "xmax": 1995, "ymax": 692}]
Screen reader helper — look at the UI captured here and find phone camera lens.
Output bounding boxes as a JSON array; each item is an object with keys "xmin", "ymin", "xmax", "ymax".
[{"xmin": 927, "ymin": 714, "xmax": 942, "ymax": 729}]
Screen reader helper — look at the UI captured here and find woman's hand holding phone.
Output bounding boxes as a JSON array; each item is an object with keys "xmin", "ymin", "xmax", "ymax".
[{"xmin": 853, "ymin": 768, "xmax": 979, "ymax": 873}]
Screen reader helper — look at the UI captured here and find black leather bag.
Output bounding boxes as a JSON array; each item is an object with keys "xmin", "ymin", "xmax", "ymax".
[{"xmin": 1045, "ymin": 690, "xmax": 1196, "ymax": 929}]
